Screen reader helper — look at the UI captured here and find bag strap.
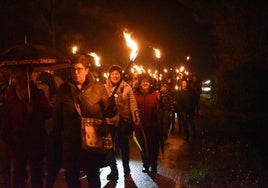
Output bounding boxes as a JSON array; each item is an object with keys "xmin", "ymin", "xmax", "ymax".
[
  {"xmin": 69, "ymin": 84, "xmax": 106, "ymax": 122},
  {"xmin": 74, "ymin": 102, "xmax": 82, "ymax": 117},
  {"xmin": 69, "ymin": 84, "xmax": 82, "ymax": 117}
]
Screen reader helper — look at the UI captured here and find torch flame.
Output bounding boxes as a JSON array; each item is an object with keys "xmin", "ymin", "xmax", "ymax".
[
  {"xmin": 89, "ymin": 52, "xmax": 101, "ymax": 67},
  {"xmin": 72, "ymin": 45, "xmax": 78, "ymax": 54},
  {"xmin": 123, "ymin": 31, "xmax": 138, "ymax": 61},
  {"xmin": 153, "ymin": 48, "xmax": 161, "ymax": 59}
]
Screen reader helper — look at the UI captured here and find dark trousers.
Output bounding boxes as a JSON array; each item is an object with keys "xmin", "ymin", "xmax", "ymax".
[
  {"xmin": 64, "ymin": 151, "xmax": 104, "ymax": 188},
  {"xmin": 12, "ymin": 154, "xmax": 44, "ymax": 188},
  {"xmin": 162, "ymin": 110, "xmax": 170, "ymax": 140},
  {"xmin": 170, "ymin": 112, "xmax": 175, "ymax": 130},
  {"xmin": 176, "ymin": 111, "xmax": 183, "ymax": 133},
  {"xmin": 134, "ymin": 125, "xmax": 159, "ymax": 171},
  {"xmin": 109, "ymin": 119, "xmax": 132, "ymax": 172},
  {"xmin": 181, "ymin": 112, "xmax": 196, "ymax": 141},
  {"xmin": 45, "ymin": 135, "xmax": 62, "ymax": 188}
]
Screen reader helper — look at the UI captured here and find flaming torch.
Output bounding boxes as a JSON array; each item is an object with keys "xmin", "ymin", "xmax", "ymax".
[
  {"xmin": 89, "ymin": 52, "xmax": 101, "ymax": 81},
  {"xmin": 153, "ymin": 48, "xmax": 161, "ymax": 88},
  {"xmin": 72, "ymin": 45, "xmax": 78, "ymax": 54},
  {"xmin": 111, "ymin": 30, "xmax": 138, "ymax": 96}
]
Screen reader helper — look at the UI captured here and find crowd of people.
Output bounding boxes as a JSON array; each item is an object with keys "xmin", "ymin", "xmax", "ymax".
[{"xmin": 0, "ymin": 54, "xmax": 202, "ymax": 188}]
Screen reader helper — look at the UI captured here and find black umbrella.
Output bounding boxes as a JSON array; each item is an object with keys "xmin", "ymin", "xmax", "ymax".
[
  {"xmin": 0, "ymin": 44, "xmax": 70, "ymax": 67},
  {"xmin": 0, "ymin": 43, "xmax": 70, "ymax": 102}
]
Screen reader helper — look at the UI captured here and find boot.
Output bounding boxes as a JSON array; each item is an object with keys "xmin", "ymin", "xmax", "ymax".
[
  {"xmin": 123, "ymin": 165, "xmax": 131, "ymax": 177},
  {"xmin": 106, "ymin": 168, "xmax": 118, "ymax": 180}
]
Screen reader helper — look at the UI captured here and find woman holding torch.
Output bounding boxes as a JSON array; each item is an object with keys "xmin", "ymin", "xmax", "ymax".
[
  {"xmin": 134, "ymin": 74, "xmax": 161, "ymax": 175},
  {"xmin": 104, "ymin": 64, "xmax": 141, "ymax": 179}
]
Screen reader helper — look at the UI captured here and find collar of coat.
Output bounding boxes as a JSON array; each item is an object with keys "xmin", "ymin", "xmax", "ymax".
[{"xmin": 68, "ymin": 74, "xmax": 94, "ymax": 91}]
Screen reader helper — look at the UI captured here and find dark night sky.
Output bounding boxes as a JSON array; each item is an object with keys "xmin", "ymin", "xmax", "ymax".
[{"xmin": 0, "ymin": 0, "xmax": 216, "ymax": 79}]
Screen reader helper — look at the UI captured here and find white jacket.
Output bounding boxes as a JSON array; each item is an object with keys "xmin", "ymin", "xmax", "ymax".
[{"xmin": 104, "ymin": 79, "xmax": 140, "ymax": 126}]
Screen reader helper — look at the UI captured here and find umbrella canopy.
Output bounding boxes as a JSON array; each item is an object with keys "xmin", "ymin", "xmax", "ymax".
[
  {"xmin": 0, "ymin": 43, "xmax": 70, "ymax": 68},
  {"xmin": 0, "ymin": 43, "xmax": 70, "ymax": 102}
]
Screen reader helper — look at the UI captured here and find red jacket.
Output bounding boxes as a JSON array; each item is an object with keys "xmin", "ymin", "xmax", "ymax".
[{"xmin": 134, "ymin": 88, "xmax": 159, "ymax": 127}]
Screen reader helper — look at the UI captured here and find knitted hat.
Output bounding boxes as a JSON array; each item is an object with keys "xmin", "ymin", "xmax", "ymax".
[
  {"xmin": 109, "ymin": 65, "xmax": 122, "ymax": 76},
  {"xmin": 139, "ymin": 73, "xmax": 153, "ymax": 84}
]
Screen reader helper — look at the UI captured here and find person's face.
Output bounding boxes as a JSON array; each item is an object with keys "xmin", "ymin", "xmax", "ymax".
[
  {"xmin": 181, "ymin": 80, "xmax": 188, "ymax": 91},
  {"xmin": 140, "ymin": 79, "xmax": 151, "ymax": 91},
  {"xmin": 160, "ymin": 85, "xmax": 167, "ymax": 92},
  {"xmin": 110, "ymin": 70, "xmax": 121, "ymax": 84},
  {"xmin": 71, "ymin": 63, "xmax": 89, "ymax": 85},
  {"xmin": 167, "ymin": 78, "xmax": 171, "ymax": 83}
]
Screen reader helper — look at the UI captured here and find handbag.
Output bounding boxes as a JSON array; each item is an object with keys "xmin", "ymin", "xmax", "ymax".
[{"xmin": 80, "ymin": 117, "xmax": 113, "ymax": 153}]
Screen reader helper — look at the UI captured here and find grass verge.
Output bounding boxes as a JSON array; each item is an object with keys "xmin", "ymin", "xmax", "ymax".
[{"xmin": 184, "ymin": 99, "xmax": 268, "ymax": 187}]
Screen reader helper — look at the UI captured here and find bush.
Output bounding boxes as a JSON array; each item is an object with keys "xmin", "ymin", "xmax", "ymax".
[{"xmin": 212, "ymin": 62, "xmax": 268, "ymax": 112}]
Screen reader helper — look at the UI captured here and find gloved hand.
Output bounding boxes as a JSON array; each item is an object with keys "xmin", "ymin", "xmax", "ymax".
[
  {"xmin": 133, "ymin": 117, "xmax": 141, "ymax": 127},
  {"xmin": 105, "ymin": 113, "xmax": 120, "ymax": 126}
]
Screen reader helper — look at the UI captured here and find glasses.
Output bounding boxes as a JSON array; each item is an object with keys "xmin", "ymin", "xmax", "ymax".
[{"xmin": 71, "ymin": 67, "xmax": 85, "ymax": 73}]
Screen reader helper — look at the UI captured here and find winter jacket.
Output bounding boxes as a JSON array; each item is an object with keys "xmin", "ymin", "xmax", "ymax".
[
  {"xmin": 176, "ymin": 89, "xmax": 195, "ymax": 113},
  {"xmin": 53, "ymin": 76, "xmax": 117, "ymax": 168},
  {"xmin": 104, "ymin": 79, "xmax": 139, "ymax": 125},
  {"xmin": 0, "ymin": 82, "xmax": 52, "ymax": 157},
  {"xmin": 159, "ymin": 89, "xmax": 174, "ymax": 111},
  {"xmin": 134, "ymin": 87, "xmax": 159, "ymax": 127}
]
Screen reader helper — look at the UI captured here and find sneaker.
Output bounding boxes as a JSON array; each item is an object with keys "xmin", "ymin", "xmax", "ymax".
[{"xmin": 106, "ymin": 169, "xmax": 118, "ymax": 180}]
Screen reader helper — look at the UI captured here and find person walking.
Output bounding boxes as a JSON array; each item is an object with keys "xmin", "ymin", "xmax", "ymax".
[
  {"xmin": 32, "ymin": 70, "xmax": 60, "ymax": 188},
  {"xmin": 0, "ymin": 66, "xmax": 52, "ymax": 188},
  {"xmin": 158, "ymin": 83, "xmax": 174, "ymax": 140},
  {"xmin": 190, "ymin": 74, "xmax": 202, "ymax": 117},
  {"xmin": 104, "ymin": 65, "xmax": 140, "ymax": 179},
  {"xmin": 173, "ymin": 86, "xmax": 183, "ymax": 134},
  {"xmin": 177, "ymin": 79, "xmax": 196, "ymax": 142},
  {"xmin": 165, "ymin": 75, "xmax": 176, "ymax": 132},
  {"xmin": 134, "ymin": 74, "xmax": 161, "ymax": 176},
  {"xmin": 50, "ymin": 54, "xmax": 117, "ymax": 188}
]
